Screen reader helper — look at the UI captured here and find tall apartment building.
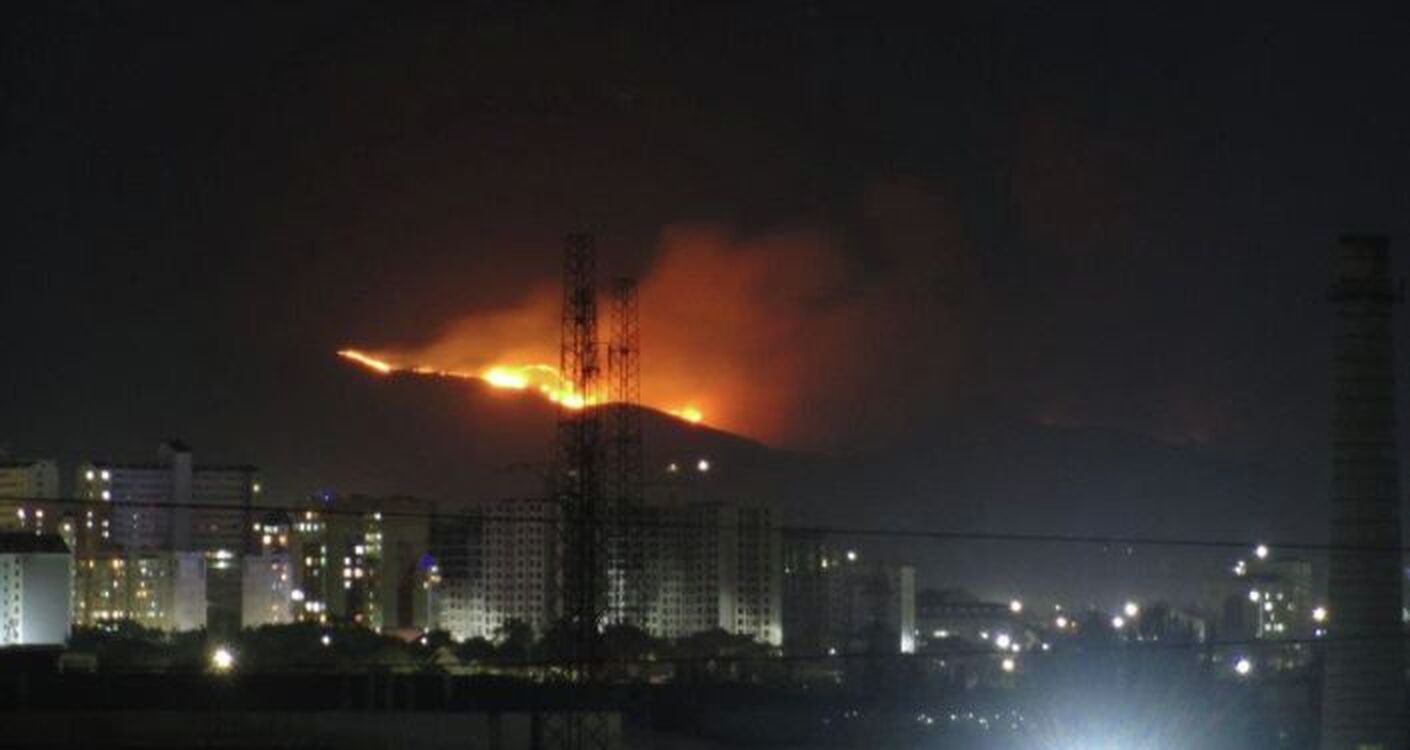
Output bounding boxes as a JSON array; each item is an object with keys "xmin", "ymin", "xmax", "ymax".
[
  {"xmin": 74, "ymin": 551, "xmax": 207, "ymax": 631},
  {"xmin": 427, "ymin": 509, "xmax": 484, "ymax": 641},
  {"xmin": 243, "ymin": 512, "xmax": 295, "ymax": 627},
  {"xmin": 0, "ymin": 459, "xmax": 62, "ymax": 535},
  {"xmin": 426, "ymin": 495, "xmax": 782, "ymax": 646},
  {"xmin": 428, "ymin": 498, "xmax": 559, "ymax": 642},
  {"xmin": 0, "ymin": 533, "xmax": 72, "ymax": 646},
  {"xmin": 73, "ymin": 442, "xmax": 258, "ymax": 635},
  {"xmin": 284, "ymin": 495, "xmax": 432, "ymax": 633},
  {"xmin": 76, "ymin": 442, "xmax": 258, "ymax": 555},
  {"xmin": 645, "ymin": 501, "xmax": 783, "ymax": 646},
  {"xmin": 783, "ymin": 533, "xmax": 915, "ymax": 655},
  {"xmin": 479, "ymin": 497, "xmax": 558, "ymax": 639}
]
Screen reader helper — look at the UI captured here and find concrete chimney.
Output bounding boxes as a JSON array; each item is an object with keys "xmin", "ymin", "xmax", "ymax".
[{"xmin": 1322, "ymin": 233, "xmax": 1405, "ymax": 749}]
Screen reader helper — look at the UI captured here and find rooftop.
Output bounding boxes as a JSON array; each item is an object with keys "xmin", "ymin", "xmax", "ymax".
[{"xmin": 0, "ymin": 533, "xmax": 70, "ymax": 554}]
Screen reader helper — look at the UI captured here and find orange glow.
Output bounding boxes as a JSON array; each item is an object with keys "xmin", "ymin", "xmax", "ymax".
[
  {"xmin": 670, "ymin": 406, "xmax": 704, "ymax": 424},
  {"xmin": 337, "ymin": 352, "xmax": 614, "ymax": 415},
  {"xmin": 337, "ymin": 349, "xmax": 393, "ymax": 374}
]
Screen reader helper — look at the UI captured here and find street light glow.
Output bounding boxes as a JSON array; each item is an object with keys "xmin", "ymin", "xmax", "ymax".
[
  {"xmin": 1123, "ymin": 601, "xmax": 1139, "ymax": 618},
  {"xmin": 1254, "ymin": 544, "xmax": 1269, "ymax": 560},
  {"xmin": 1009, "ymin": 599, "xmax": 1023, "ymax": 614},
  {"xmin": 1234, "ymin": 657, "xmax": 1252, "ymax": 676},
  {"xmin": 211, "ymin": 646, "xmax": 235, "ymax": 673}
]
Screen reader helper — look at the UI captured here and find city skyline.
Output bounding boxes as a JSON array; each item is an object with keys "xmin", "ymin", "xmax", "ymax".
[{"xmin": 5, "ymin": 4, "xmax": 1410, "ymax": 747}]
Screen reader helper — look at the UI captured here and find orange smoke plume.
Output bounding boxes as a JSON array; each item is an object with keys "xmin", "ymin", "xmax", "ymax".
[{"xmin": 340, "ymin": 185, "xmax": 971, "ymax": 445}]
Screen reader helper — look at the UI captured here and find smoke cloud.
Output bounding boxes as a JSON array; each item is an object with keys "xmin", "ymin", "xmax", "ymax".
[{"xmin": 366, "ymin": 178, "xmax": 976, "ymax": 447}]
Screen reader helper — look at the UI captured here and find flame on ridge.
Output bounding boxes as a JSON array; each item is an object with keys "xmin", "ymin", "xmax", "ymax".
[{"xmin": 337, "ymin": 349, "xmax": 703, "ymax": 422}]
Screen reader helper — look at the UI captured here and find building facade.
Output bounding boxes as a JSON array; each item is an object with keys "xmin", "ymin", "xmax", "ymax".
[
  {"xmin": 0, "ymin": 533, "xmax": 72, "ymax": 646},
  {"xmin": 783, "ymin": 534, "xmax": 915, "ymax": 655}
]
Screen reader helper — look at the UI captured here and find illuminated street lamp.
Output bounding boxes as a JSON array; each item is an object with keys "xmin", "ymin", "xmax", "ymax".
[
  {"xmin": 1111, "ymin": 616, "xmax": 1126, "ymax": 630},
  {"xmin": 210, "ymin": 646, "xmax": 236, "ymax": 673},
  {"xmin": 1234, "ymin": 657, "xmax": 1253, "ymax": 677},
  {"xmin": 1123, "ymin": 601, "xmax": 1139, "ymax": 618}
]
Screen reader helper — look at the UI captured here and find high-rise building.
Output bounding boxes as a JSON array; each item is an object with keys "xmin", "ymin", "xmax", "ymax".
[
  {"xmin": 480, "ymin": 498, "xmax": 559, "ymax": 639},
  {"xmin": 1216, "ymin": 555, "xmax": 1314, "ymax": 641},
  {"xmin": 1323, "ymin": 234, "xmax": 1405, "ymax": 750},
  {"xmin": 0, "ymin": 459, "xmax": 62, "ymax": 536},
  {"xmin": 243, "ymin": 513, "xmax": 295, "ymax": 627},
  {"xmin": 646, "ymin": 501, "xmax": 783, "ymax": 645},
  {"xmin": 282, "ymin": 495, "xmax": 432, "ymax": 634},
  {"xmin": 73, "ymin": 551, "xmax": 207, "ymax": 631},
  {"xmin": 427, "ymin": 509, "xmax": 485, "ymax": 641},
  {"xmin": 76, "ymin": 442, "xmax": 259, "ymax": 556},
  {"xmin": 75, "ymin": 442, "xmax": 258, "ymax": 635},
  {"xmin": 783, "ymin": 534, "xmax": 915, "ymax": 655},
  {"xmin": 0, "ymin": 533, "xmax": 72, "ymax": 646},
  {"xmin": 373, "ymin": 497, "xmax": 434, "ymax": 635}
]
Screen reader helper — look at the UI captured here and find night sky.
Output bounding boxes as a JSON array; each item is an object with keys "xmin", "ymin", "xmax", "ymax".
[{"xmin": 6, "ymin": 2, "xmax": 1410, "ymax": 605}]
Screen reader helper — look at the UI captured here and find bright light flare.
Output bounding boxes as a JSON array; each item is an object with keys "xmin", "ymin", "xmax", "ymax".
[{"xmin": 210, "ymin": 646, "xmax": 236, "ymax": 673}]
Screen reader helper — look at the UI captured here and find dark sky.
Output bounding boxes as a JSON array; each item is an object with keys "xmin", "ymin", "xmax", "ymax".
[{"xmin": 5, "ymin": 2, "xmax": 1410, "ymax": 605}]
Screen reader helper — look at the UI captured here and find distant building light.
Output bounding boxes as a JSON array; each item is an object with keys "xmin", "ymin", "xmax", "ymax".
[
  {"xmin": 1254, "ymin": 544, "xmax": 1269, "ymax": 560},
  {"xmin": 1009, "ymin": 599, "xmax": 1023, "ymax": 614},
  {"xmin": 100, "ymin": 490, "xmax": 111, "ymax": 501},
  {"xmin": 933, "ymin": 629, "xmax": 949, "ymax": 639},
  {"xmin": 1312, "ymin": 606, "xmax": 1328, "ymax": 623},
  {"xmin": 995, "ymin": 633, "xmax": 1012, "ymax": 649},
  {"xmin": 696, "ymin": 459, "xmax": 710, "ymax": 473},
  {"xmin": 666, "ymin": 462, "xmax": 679, "ymax": 473},
  {"xmin": 1123, "ymin": 601, "xmax": 1140, "ymax": 618},
  {"xmin": 100, "ymin": 470, "xmax": 111, "ymax": 481},
  {"xmin": 1234, "ymin": 657, "xmax": 1252, "ymax": 676},
  {"xmin": 1249, "ymin": 590, "xmax": 1261, "ymax": 603},
  {"xmin": 291, "ymin": 589, "xmax": 305, "ymax": 602},
  {"xmin": 845, "ymin": 550, "xmax": 858, "ymax": 562},
  {"xmin": 85, "ymin": 470, "xmax": 95, "ymax": 481},
  {"xmin": 1001, "ymin": 657, "xmax": 1016, "ymax": 673},
  {"xmin": 321, "ymin": 634, "xmax": 332, "ymax": 646},
  {"xmin": 1054, "ymin": 616, "xmax": 1069, "ymax": 630},
  {"xmin": 1111, "ymin": 616, "xmax": 1126, "ymax": 630}
]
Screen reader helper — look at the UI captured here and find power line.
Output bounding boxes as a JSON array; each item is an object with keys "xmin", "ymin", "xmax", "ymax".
[{"xmin": 0, "ymin": 494, "xmax": 1399, "ymax": 555}]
